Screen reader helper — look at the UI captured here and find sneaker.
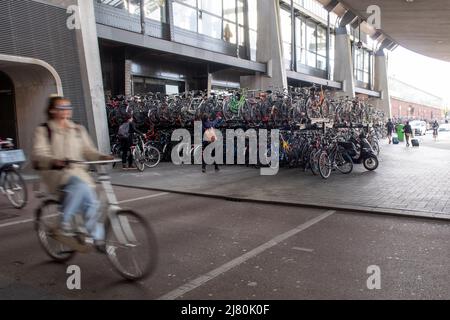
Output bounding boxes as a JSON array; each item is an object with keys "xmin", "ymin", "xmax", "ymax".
[
  {"xmin": 202, "ymin": 168, "xmax": 206, "ymax": 173},
  {"xmin": 215, "ymin": 166, "xmax": 220, "ymax": 172},
  {"xmin": 122, "ymin": 164, "xmax": 128, "ymax": 170}
]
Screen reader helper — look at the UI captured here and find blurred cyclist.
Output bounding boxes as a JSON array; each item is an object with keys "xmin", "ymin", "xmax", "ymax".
[{"xmin": 32, "ymin": 97, "xmax": 113, "ymax": 251}]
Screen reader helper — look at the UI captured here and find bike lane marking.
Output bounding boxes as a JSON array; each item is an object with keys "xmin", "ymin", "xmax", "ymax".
[
  {"xmin": 0, "ymin": 192, "xmax": 170, "ymax": 229},
  {"xmin": 157, "ymin": 210, "xmax": 336, "ymax": 300}
]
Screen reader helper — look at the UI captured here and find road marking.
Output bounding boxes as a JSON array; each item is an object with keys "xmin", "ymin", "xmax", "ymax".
[
  {"xmin": 0, "ymin": 192, "xmax": 170, "ymax": 229},
  {"xmin": 118, "ymin": 192, "xmax": 169, "ymax": 204},
  {"xmin": 292, "ymin": 247, "xmax": 314, "ymax": 253},
  {"xmin": 0, "ymin": 218, "xmax": 34, "ymax": 228},
  {"xmin": 157, "ymin": 210, "xmax": 335, "ymax": 300}
]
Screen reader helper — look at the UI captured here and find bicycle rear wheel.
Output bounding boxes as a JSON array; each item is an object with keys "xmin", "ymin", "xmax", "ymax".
[
  {"xmin": 105, "ymin": 210, "xmax": 158, "ymax": 281},
  {"xmin": 35, "ymin": 200, "xmax": 76, "ymax": 262},
  {"xmin": 3, "ymin": 168, "xmax": 28, "ymax": 209}
]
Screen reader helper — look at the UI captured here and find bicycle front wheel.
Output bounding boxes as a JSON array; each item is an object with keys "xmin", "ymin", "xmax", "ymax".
[
  {"xmin": 133, "ymin": 149, "xmax": 146, "ymax": 172},
  {"xmin": 318, "ymin": 152, "xmax": 331, "ymax": 180},
  {"xmin": 3, "ymin": 168, "xmax": 28, "ymax": 209},
  {"xmin": 35, "ymin": 200, "xmax": 76, "ymax": 262},
  {"xmin": 144, "ymin": 146, "xmax": 161, "ymax": 168},
  {"xmin": 105, "ymin": 210, "xmax": 158, "ymax": 281}
]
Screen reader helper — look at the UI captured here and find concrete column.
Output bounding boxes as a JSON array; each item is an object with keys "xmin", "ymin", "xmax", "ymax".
[
  {"xmin": 240, "ymin": 0, "xmax": 287, "ymax": 90},
  {"xmin": 125, "ymin": 59, "xmax": 133, "ymax": 96},
  {"xmin": 373, "ymin": 49, "xmax": 392, "ymax": 118},
  {"xmin": 76, "ymin": 0, "xmax": 110, "ymax": 153},
  {"xmin": 333, "ymin": 27, "xmax": 355, "ymax": 98}
]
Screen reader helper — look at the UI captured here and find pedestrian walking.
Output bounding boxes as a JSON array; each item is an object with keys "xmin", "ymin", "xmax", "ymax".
[
  {"xmin": 118, "ymin": 114, "xmax": 144, "ymax": 170},
  {"xmin": 202, "ymin": 113, "xmax": 223, "ymax": 173},
  {"xmin": 386, "ymin": 118, "xmax": 395, "ymax": 144},
  {"xmin": 403, "ymin": 121, "xmax": 413, "ymax": 147}
]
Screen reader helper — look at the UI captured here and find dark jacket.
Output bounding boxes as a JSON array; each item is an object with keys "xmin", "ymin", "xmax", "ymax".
[{"xmin": 403, "ymin": 124, "xmax": 413, "ymax": 134}]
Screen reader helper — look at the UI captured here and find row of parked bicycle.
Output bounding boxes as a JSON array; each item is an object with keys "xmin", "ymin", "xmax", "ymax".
[
  {"xmin": 111, "ymin": 124, "xmax": 382, "ymax": 179},
  {"xmin": 106, "ymin": 87, "xmax": 385, "ymax": 134}
]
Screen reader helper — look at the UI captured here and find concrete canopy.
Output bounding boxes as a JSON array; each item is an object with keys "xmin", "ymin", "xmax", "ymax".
[{"xmin": 319, "ymin": 0, "xmax": 450, "ymax": 62}]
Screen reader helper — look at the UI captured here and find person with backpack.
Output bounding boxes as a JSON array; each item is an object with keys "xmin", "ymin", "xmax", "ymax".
[
  {"xmin": 118, "ymin": 114, "xmax": 144, "ymax": 170},
  {"xmin": 403, "ymin": 121, "xmax": 413, "ymax": 147},
  {"xmin": 386, "ymin": 118, "xmax": 395, "ymax": 144},
  {"xmin": 32, "ymin": 97, "xmax": 114, "ymax": 252}
]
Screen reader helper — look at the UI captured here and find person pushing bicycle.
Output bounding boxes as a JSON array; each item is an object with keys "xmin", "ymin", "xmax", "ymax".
[{"xmin": 32, "ymin": 97, "xmax": 114, "ymax": 251}]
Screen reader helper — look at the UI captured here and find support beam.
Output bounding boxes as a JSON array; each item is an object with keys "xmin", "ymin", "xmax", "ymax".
[
  {"xmin": 76, "ymin": 0, "xmax": 110, "ymax": 153},
  {"xmin": 373, "ymin": 49, "xmax": 392, "ymax": 118},
  {"xmin": 240, "ymin": 0, "xmax": 287, "ymax": 90},
  {"xmin": 333, "ymin": 27, "xmax": 355, "ymax": 97}
]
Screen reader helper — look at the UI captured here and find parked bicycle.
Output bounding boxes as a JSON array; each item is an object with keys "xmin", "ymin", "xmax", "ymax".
[{"xmin": 0, "ymin": 139, "xmax": 27, "ymax": 209}]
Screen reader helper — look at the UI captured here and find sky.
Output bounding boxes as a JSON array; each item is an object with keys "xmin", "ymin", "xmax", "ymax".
[{"xmin": 388, "ymin": 46, "xmax": 450, "ymax": 108}]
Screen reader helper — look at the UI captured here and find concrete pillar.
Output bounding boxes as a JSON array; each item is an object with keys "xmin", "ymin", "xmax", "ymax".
[
  {"xmin": 334, "ymin": 27, "xmax": 355, "ymax": 98},
  {"xmin": 373, "ymin": 49, "xmax": 392, "ymax": 118},
  {"xmin": 240, "ymin": 0, "xmax": 287, "ymax": 90},
  {"xmin": 125, "ymin": 59, "xmax": 133, "ymax": 96},
  {"xmin": 76, "ymin": 0, "xmax": 110, "ymax": 153}
]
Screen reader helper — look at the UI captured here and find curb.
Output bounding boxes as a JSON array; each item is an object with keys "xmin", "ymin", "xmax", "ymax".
[{"xmin": 112, "ymin": 183, "xmax": 450, "ymax": 222}]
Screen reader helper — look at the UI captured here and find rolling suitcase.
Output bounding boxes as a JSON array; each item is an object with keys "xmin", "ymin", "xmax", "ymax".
[{"xmin": 411, "ymin": 139, "xmax": 420, "ymax": 147}]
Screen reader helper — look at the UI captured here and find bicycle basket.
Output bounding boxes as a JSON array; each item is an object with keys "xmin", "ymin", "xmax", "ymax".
[{"xmin": 0, "ymin": 149, "xmax": 26, "ymax": 167}]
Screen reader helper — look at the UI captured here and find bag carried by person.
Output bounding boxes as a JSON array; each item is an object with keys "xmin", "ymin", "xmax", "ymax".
[
  {"xmin": 204, "ymin": 128, "xmax": 217, "ymax": 142},
  {"xmin": 118, "ymin": 123, "xmax": 130, "ymax": 139}
]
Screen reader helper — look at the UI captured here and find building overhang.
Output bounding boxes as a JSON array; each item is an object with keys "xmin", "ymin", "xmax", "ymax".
[
  {"xmin": 96, "ymin": 24, "xmax": 267, "ymax": 74},
  {"xmin": 317, "ymin": 0, "xmax": 450, "ymax": 62}
]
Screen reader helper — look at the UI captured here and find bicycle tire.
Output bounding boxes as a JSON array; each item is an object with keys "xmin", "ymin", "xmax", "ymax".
[
  {"xmin": 144, "ymin": 146, "xmax": 161, "ymax": 168},
  {"xmin": 105, "ymin": 210, "xmax": 158, "ymax": 281},
  {"xmin": 318, "ymin": 152, "xmax": 331, "ymax": 179},
  {"xmin": 3, "ymin": 168, "xmax": 28, "ymax": 209},
  {"xmin": 336, "ymin": 152, "xmax": 353, "ymax": 174},
  {"xmin": 35, "ymin": 199, "xmax": 76, "ymax": 262}
]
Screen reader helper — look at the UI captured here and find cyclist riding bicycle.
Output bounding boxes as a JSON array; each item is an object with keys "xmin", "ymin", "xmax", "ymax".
[{"xmin": 32, "ymin": 97, "xmax": 114, "ymax": 252}]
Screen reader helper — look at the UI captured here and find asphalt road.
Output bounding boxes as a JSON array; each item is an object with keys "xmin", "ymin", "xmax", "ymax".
[{"xmin": 0, "ymin": 185, "xmax": 449, "ymax": 300}]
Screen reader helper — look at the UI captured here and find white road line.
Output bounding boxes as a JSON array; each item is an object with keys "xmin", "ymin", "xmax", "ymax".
[
  {"xmin": 157, "ymin": 210, "xmax": 336, "ymax": 300},
  {"xmin": 118, "ymin": 192, "xmax": 169, "ymax": 204},
  {"xmin": 0, "ymin": 192, "xmax": 169, "ymax": 229},
  {"xmin": 292, "ymin": 247, "xmax": 314, "ymax": 253},
  {"xmin": 0, "ymin": 218, "xmax": 34, "ymax": 228}
]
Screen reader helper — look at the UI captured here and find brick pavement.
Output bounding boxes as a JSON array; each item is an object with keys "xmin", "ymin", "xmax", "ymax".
[{"xmin": 111, "ymin": 135, "xmax": 450, "ymax": 217}]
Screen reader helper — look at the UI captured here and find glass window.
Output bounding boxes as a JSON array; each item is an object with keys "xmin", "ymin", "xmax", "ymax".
[
  {"xmin": 201, "ymin": 0, "xmax": 222, "ymax": 16},
  {"xmin": 173, "ymin": 2, "xmax": 197, "ymax": 32},
  {"xmin": 144, "ymin": 0, "xmax": 165, "ymax": 22},
  {"xmin": 306, "ymin": 22, "xmax": 316, "ymax": 53},
  {"xmin": 248, "ymin": 0, "xmax": 258, "ymax": 30},
  {"xmin": 224, "ymin": 0, "xmax": 237, "ymax": 22},
  {"xmin": 199, "ymin": 12, "xmax": 222, "ymax": 39},
  {"xmin": 280, "ymin": 9, "xmax": 292, "ymax": 69},
  {"xmin": 317, "ymin": 26, "xmax": 326, "ymax": 57}
]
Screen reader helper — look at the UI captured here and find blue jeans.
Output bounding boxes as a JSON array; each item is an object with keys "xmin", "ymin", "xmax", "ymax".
[{"xmin": 61, "ymin": 176, "xmax": 104, "ymax": 241}]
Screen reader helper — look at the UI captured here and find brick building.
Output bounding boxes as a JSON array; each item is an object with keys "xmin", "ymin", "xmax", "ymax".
[{"xmin": 389, "ymin": 77, "xmax": 445, "ymax": 121}]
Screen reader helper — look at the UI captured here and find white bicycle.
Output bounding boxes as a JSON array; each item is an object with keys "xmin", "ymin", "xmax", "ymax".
[{"xmin": 35, "ymin": 160, "xmax": 158, "ymax": 281}]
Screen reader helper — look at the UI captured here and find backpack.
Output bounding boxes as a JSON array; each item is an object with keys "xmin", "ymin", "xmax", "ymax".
[{"xmin": 118, "ymin": 123, "xmax": 130, "ymax": 138}]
